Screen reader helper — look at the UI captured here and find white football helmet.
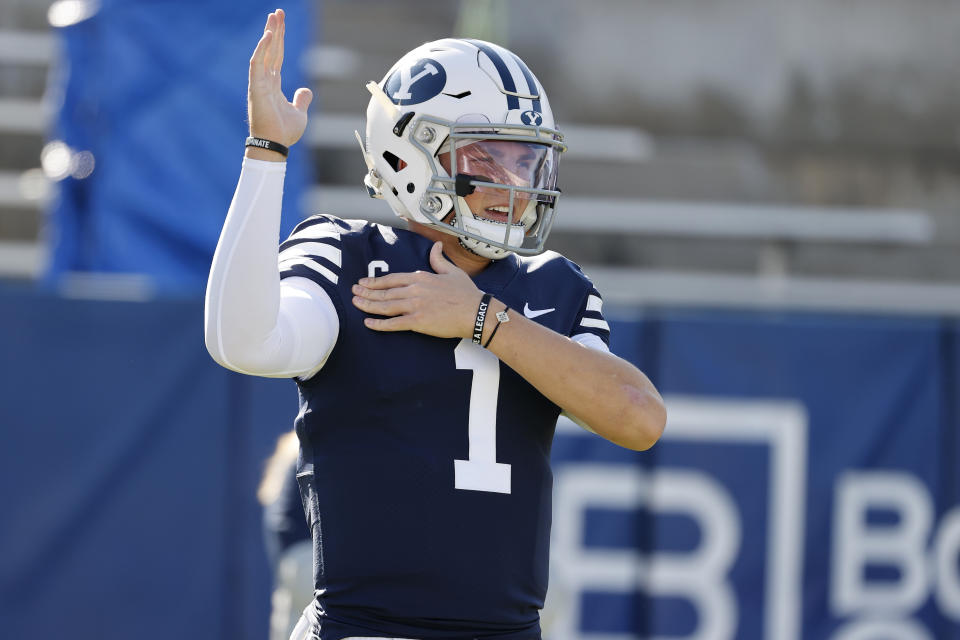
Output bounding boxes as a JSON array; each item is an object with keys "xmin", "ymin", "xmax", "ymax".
[{"xmin": 357, "ymin": 38, "xmax": 566, "ymax": 259}]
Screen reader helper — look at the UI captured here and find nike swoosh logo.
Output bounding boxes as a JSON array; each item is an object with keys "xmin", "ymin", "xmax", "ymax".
[{"xmin": 523, "ymin": 303, "xmax": 555, "ymax": 319}]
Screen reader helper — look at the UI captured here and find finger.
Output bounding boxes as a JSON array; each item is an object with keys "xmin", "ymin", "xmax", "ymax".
[
  {"xmin": 276, "ymin": 9, "xmax": 285, "ymax": 72},
  {"xmin": 352, "ymin": 295, "xmax": 412, "ymax": 317},
  {"xmin": 263, "ymin": 13, "xmax": 278, "ymax": 70},
  {"xmin": 429, "ymin": 241, "xmax": 456, "ymax": 274},
  {"xmin": 352, "ymin": 283, "xmax": 412, "ymax": 301},
  {"xmin": 250, "ymin": 30, "xmax": 272, "ymax": 76},
  {"xmin": 358, "ymin": 272, "xmax": 423, "ymax": 289},
  {"xmin": 263, "ymin": 29, "xmax": 276, "ymax": 71},
  {"xmin": 364, "ymin": 315, "xmax": 414, "ymax": 332},
  {"xmin": 292, "ymin": 87, "xmax": 313, "ymax": 112}
]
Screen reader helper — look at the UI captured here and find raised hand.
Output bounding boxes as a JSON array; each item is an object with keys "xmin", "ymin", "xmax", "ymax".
[
  {"xmin": 351, "ymin": 242, "xmax": 485, "ymax": 338},
  {"xmin": 247, "ymin": 9, "xmax": 312, "ymax": 153}
]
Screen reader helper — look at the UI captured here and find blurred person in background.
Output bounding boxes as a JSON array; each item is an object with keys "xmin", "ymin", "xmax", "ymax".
[
  {"xmin": 205, "ymin": 8, "xmax": 665, "ymax": 640},
  {"xmin": 259, "ymin": 431, "xmax": 313, "ymax": 640}
]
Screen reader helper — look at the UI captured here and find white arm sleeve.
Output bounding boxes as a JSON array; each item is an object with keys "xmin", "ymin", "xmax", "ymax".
[{"xmin": 204, "ymin": 158, "xmax": 339, "ymax": 379}]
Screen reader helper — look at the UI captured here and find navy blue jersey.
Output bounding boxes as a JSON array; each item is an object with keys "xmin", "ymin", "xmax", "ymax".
[{"xmin": 277, "ymin": 215, "xmax": 610, "ymax": 639}]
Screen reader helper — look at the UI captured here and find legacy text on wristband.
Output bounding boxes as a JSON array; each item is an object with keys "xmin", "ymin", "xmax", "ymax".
[{"xmin": 472, "ymin": 293, "xmax": 492, "ymax": 345}]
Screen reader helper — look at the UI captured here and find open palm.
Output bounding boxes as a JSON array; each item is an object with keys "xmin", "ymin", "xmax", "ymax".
[{"xmin": 248, "ymin": 9, "xmax": 312, "ymax": 146}]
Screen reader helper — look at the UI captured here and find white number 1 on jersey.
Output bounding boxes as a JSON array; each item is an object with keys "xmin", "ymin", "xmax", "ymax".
[{"xmin": 453, "ymin": 339, "xmax": 511, "ymax": 494}]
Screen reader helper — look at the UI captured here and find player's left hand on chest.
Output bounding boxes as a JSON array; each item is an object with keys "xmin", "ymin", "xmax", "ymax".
[{"xmin": 352, "ymin": 241, "xmax": 481, "ymax": 338}]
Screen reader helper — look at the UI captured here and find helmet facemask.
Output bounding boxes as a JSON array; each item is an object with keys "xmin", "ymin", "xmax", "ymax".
[{"xmin": 412, "ymin": 116, "xmax": 564, "ymax": 259}]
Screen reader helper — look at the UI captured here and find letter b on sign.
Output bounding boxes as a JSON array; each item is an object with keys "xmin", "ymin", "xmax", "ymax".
[{"xmin": 831, "ymin": 471, "xmax": 960, "ymax": 621}]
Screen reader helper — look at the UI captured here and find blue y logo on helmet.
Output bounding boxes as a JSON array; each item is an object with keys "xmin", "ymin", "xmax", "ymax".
[
  {"xmin": 521, "ymin": 110, "xmax": 544, "ymax": 126},
  {"xmin": 385, "ymin": 58, "xmax": 447, "ymax": 105}
]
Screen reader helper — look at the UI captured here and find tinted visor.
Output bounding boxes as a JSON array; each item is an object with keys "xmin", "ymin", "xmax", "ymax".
[{"xmin": 452, "ymin": 139, "xmax": 559, "ymax": 204}]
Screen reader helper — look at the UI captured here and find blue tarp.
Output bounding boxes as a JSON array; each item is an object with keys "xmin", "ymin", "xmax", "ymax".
[{"xmin": 44, "ymin": 0, "xmax": 312, "ymax": 294}]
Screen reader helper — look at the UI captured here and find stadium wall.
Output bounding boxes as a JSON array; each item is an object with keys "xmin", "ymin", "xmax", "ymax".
[{"xmin": 0, "ymin": 287, "xmax": 957, "ymax": 640}]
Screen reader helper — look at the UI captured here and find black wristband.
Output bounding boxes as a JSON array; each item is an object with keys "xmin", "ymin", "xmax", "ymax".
[
  {"xmin": 483, "ymin": 306, "xmax": 510, "ymax": 349},
  {"xmin": 472, "ymin": 293, "xmax": 492, "ymax": 345},
  {"xmin": 245, "ymin": 136, "xmax": 289, "ymax": 157}
]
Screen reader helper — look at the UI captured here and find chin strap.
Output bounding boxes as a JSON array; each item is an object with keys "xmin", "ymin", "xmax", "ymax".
[
  {"xmin": 453, "ymin": 198, "xmax": 521, "ymax": 259},
  {"xmin": 445, "ymin": 191, "xmax": 543, "ymax": 259},
  {"xmin": 458, "ymin": 236, "xmax": 510, "ymax": 260}
]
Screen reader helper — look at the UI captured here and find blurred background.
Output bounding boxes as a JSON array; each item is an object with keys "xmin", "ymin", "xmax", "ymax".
[{"xmin": 1, "ymin": 0, "xmax": 958, "ymax": 638}]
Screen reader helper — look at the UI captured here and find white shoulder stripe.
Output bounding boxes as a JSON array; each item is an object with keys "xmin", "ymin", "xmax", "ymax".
[
  {"xmin": 287, "ymin": 225, "xmax": 341, "ymax": 243},
  {"xmin": 279, "ymin": 257, "xmax": 339, "ymax": 285},
  {"xmin": 571, "ymin": 333, "xmax": 610, "ymax": 352},
  {"xmin": 586, "ymin": 294, "xmax": 603, "ymax": 313},
  {"xmin": 278, "ymin": 241, "xmax": 342, "ymax": 268},
  {"xmin": 377, "ymin": 224, "xmax": 398, "ymax": 244},
  {"xmin": 580, "ymin": 317, "xmax": 610, "ymax": 331}
]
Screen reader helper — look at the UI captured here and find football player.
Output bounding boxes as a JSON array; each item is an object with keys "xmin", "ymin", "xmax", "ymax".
[{"xmin": 205, "ymin": 9, "xmax": 666, "ymax": 640}]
